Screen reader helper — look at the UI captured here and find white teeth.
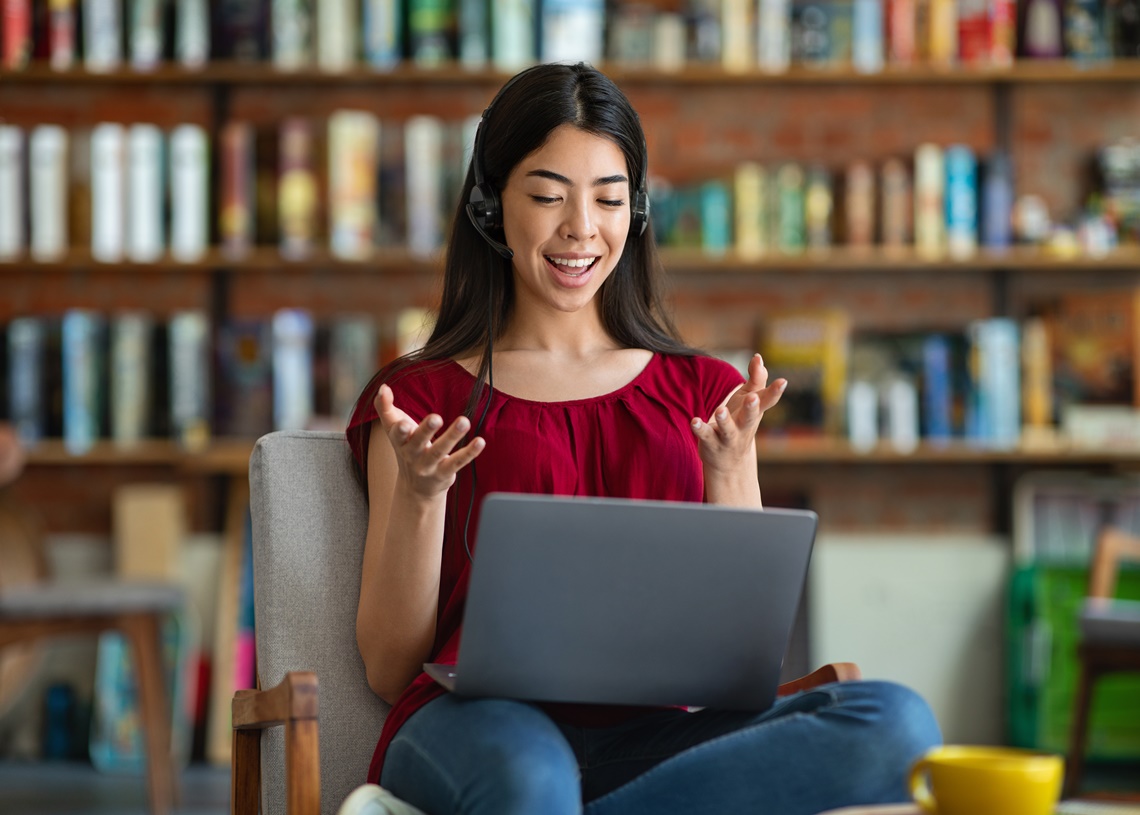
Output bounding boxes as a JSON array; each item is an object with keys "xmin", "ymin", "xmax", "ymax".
[{"xmin": 546, "ymin": 256, "xmax": 598, "ymax": 269}]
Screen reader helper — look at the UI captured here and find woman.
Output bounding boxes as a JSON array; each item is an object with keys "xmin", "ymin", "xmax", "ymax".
[{"xmin": 347, "ymin": 62, "xmax": 940, "ymax": 815}]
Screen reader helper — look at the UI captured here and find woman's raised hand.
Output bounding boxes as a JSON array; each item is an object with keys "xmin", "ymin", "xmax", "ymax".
[
  {"xmin": 690, "ymin": 353, "xmax": 786, "ymax": 474},
  {"xmin": 374, "ymin": 383, "xmax": 486, "ymax": 499}
]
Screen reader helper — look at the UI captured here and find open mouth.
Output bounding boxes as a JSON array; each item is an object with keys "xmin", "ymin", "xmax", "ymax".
[{"xmin": 544, "ymin": 256, "xmax": 600, "ymax": 277}]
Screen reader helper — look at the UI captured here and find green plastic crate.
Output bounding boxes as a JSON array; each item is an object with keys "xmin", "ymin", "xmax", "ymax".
[{"xmin": 1007, "ymin": 563, "xmax": 1140, "ymax": 759}]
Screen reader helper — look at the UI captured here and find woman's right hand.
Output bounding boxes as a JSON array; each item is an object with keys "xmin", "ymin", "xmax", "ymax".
[{"xmin": 374, "ymin": 383, "xmax": 485, "ymax": 499}]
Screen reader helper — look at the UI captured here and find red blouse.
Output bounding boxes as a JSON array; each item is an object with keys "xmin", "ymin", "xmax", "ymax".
[{"xmin": 346, "ymin": 352, "xmax": 745, "ymax": 782}]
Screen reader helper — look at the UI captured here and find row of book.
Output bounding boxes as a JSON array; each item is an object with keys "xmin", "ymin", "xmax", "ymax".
[
  {"xmin": 4, "ymin": 0, "xmax": 1140, "ymax": 75},
  {"xmin": 0, "ymin": 308, "xmax": 412, "ymax": 452},
  {"xmin": 0, "ymin": 114, "xmax": 477, "ymax": 263},
  {"xmin": 754, "ymin": 287, "xmax": 1140, "ymax": 451}
]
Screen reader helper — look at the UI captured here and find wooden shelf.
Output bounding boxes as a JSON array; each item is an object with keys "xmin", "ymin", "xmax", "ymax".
[
  {"xmin": 3, "ymin": 59, "xmax": 1140, "ymax": 87},
  {"xmin": 24, "ymin": 439, "xmax": 253, "ymax": 474},
  {"xmin": 2, "ymin": 245, "xmax": 1138, "ymax": 275}
]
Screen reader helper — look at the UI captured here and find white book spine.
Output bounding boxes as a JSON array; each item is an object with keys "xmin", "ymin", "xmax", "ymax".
[
  {"xmin": 271, "ymin": 308, "xmax": 315, "ymax": 432},
  {"xmin": 492, "ymin": 0, "xmax": 536, "ymax": 71},
  {"xmin": 273, "ymin": 0, "xmax": 313, "ymax": 69},
  {"xmin": 540, "ymin": 0, "xmax": 604, "ymax": 64},
  {"xmin": 110, "ymin": 312, "xmax": 152, "ymax": 445},
  {"xmin": 175, "ymin": 0, "xmax": 210, "ymax": 67},
  {"xmin": 0, "ymin": 126, "xmax": 25, "ymax": 260},
  {"xmin": 405, "ymin": 115, "xmax": 443, "ymax": 258},
  {"xmin": 318, "ymin": 0, "xmax": 356, "ymax": 71},
  {"xmin": 328, "ymin": 111, "xmax": 379, "ymax": 260},
  {"xmin": 914, "ymin": 143, "xmax": 945, "ymax": 258},
  {"xmin": 169, "ymin": 310, "xmax": 211, "ymax": 450},
  {"xmin": 652, "ymin": 13, "xmax": 687, "ymax": 72},
  {"xmin": 852, "ymin": 0, "xmax": 884, "ymax": 73},
  {"xmin": 83, "ymin": 0, "xmax": 123, "ymax": 72},
  {"xmin": 127, "ymin": 124, "xmax": 165, "ymax": 261},
  {"xmin": 169, "ymin": 124, "xmax": 208, "ymax": 261},
  {"xmin": 757, "ymin": 0, "xmax": 791, "ymax": 73},
  {"xmin": 363, "ymin": 0, "xmax": 401, "ymax": 68},
  {"xmin": 29, "ymin": 126, "xmax": 69, "ymax": 261},
  {"xmin": 91, "ymin": 123, "xmax": 127, "ymax": 262},
  {"xmin": 129, "ymin": 0, "xmax": 164, "ymax": 70},
  {"xmin": 720, "ymin": 0, "xmax": 752, "ymax": 71},
  {"xmin": 884, "ymin": 376, "xmax": 919, "ymax": 453},
  {"xmin": 847, "ymin": 380, "xmax": 879, "ymax": 452}
]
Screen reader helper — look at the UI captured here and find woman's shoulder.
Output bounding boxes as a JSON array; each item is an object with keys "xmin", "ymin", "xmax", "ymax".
[{"xmin": 654, "ymin": 352, "xmax": 746, "ymax": 387}]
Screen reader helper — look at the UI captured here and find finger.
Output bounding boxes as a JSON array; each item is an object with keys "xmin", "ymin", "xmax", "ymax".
[
  {"xmin": 755, "ymin": 378, "xmax": 788, "ymax": 412},
  {"xmin": 423, "ymin": 415, "xmax": 472, "ymax": 463},
  {"xmin": 405, "ymin": 413, "xmax": 444, "ymax": 452},
  {"xmin": 439, "ymin": 436, "xmax": 486, "ymax": 475},
  {"xmin": 689, "ymin": 415, "xmax": 720, "ymax": 446},
  {"xmin": 741, "ymin": 353, "xmax": 771, "ymax": 394},
  {"xmin": 711, "ymin": 405, "xmax": 738, "ymax": 443}
]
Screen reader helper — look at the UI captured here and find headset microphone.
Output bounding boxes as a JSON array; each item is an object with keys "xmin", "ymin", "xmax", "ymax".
[{"xmin": 465, "ymin": 201, "xmax": 514, "ymax": 259}]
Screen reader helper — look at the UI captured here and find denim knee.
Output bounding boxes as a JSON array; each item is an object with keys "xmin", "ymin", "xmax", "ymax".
[
  {"xmin": 843, "ymin": 680, "xmax": 943, "ymax": 768},
  {"xmin": 468, "ymin": 727, "xmax": 581, "ymax": 810}
]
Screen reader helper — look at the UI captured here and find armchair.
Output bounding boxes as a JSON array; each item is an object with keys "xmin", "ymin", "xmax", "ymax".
[{"xmin": 235, "ymin": 430, "xmax": 861, "ymax": 815}]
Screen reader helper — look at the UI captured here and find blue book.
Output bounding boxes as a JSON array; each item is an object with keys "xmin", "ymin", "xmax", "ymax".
[
  {"xmin": 851, "ymin": 0, "xmax": 883, "ymax": 73},
  {"xmin": 272, "ymin": 309, "xmax": 315, "ymax": 432},
  {"xmin": 363, "ymin": 0, "xmax": 402, "ymax": 69},
  {"xmin": 62, "ymin": 310, "xmax": 106, "ymax": 455},
  {"xmin": 921, "ymin": 333, "xmax": 953, "ymax": 443},
  {"xmin": 699, "ymin": 180, "xmax": 732, "ymax": 256},
  {"xmin": 982, "ymin": 152, "xmax": 1013, "ymax": 249},
  {"xmin": 8, "ymin": 316, "xmax": 45, "ymax": 445},
  {"xmin": 944, "ymin": 145, "xmax": 978, "ymax": 259}
]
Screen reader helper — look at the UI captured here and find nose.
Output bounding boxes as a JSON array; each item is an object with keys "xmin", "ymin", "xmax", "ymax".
[{"xmin": 560, "ymin": 195, "xmax": 596, "ymax": 241}]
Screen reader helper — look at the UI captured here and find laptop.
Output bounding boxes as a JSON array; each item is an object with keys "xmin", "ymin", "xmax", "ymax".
[{"xmin": 424, "ymin": 493, "xmax": 818, "ymax": 711}]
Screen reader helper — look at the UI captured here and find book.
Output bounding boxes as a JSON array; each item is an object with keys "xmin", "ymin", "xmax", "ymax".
[
  {"xmin": 272, "ymin": 308, "xmax": 315, "ymax": 432},
  {"xmin": 734, "ymin": 162, "xmax": 768, "ymax": 259},
  {"xmin": 1048, "ymin": 288, "xmax": 1140, "ymax": 410},
  {"xmin": 844, "ymin": 159, "xmax": 875, "ymax": 248},
  {"xmin": 317, "ymin": 0, "xmax": 355, "ymax": 71},
  {"xmin": 62, "ymin": 309, "xmax": 106, "ymax": 455},
  {"xmin": 91, "ymin": 123, "xmax": 127, "ymax": 263},
  {"xmin": 395, "ymin": 306, "xmax": 435, "ymax": 356},
  {"xmin": 944, "ymin": 144, "xmax": 978, "ymax": 259},
  {"xmin": 792, "ymin": 2, "xmax": 833, "ymax": 66},
  {"xmin": 126, "ymin": 124, "xmax": 165, "ymax": 262},
  {"xmin": 109, "ymin": 312, "xmax": 152, "ymax": 446},
  {"xmin": 1065, "ymin": 0, "xmax": 1112, "ymax": 62},
  {"xmin": 457, "ymin": 0, "xmax": 488, "ymax": 67},
  {"xmin": 1018, "ymin": 0, "xmax": 1064, "ymax": 58},
  {"xmin": 757, "ymin": 0, "xmax": 791, "ymax": 72},
  {"xmin": 363, "ymin": 0, "xmax": 401, "ymax": 69},
  {"xmin": 776, "ymin": 163, "xmax": 806, "ymax": 253},
  {"xmin": 3, "ymin": 0, "xmax": 32, "ymax": 69},
  {"xmin": 0, "ymin": 126, "xmax": 23, "ymax": 260},
  {"xmin": 608, "ymin": 3, "xmax": 655, "ymax": 66},
  {"xmin": 492, "ymin": 0, "xmax": 535, "ymax": 70},
  {"xmin": 990, "ymin": 0, "xmax": 1016, "ymax": 65},
  {"xmin": 48, "ymin": 0, "xmax": 78, "ymax": 70},
  {"xmin": 880, "ymin": 157, "xmax": 911, "ymax": 249},
  {"xmin": 278, "ymin": 117, "xmax": 317, "ymax": 260},
  {"xmin": 928, "ymin": 0, "xmax": 958, "ymax": 65},
  {"xmin": 214, "ymin": 0, "xmax": 267, "ymax": 60},
  {"xmin": 720, "ymin": 0, "xmax": 752, "ymax": 71},
  {"xmin": 329, "ymin": 315, "xmax": 377, "ymax": 423},
  {"xmin": 175, "ymin": 0, "xmax": 210, "ymax": 67},
  {"xmin": 272, "ymin": 0, "xmax": 312, "ymax": 69},
  {"xmin": 216, "ymin": 318, "xmax": 272, "ymax": 437},
  {"xmin": 376, "ymin": 118, "xmax": 407, "ymax": 247},
  {"xmin": 886, "ymin": 0, "xmax": 916, "ymax": 64},
  {"xmin": 405, "ymin": 115, "xmax": 443, "ymax": 258},
  {"xmin": 83, "ymin": 0, "xmax": 123, "ymax": 72},
  {"xmin": 8, "ymin": 317, "xmax": 45, "ymax": 445},
  {"xmin": 219, "ymin": 121, "xmax": 254, "ymax": 258},
  {"xmin": 921, "ymin": 332, "xmax": 954, "ymax": 442},
  {"xmin": 540, "ymin": 0, "xmax": 603, "ymax": 65},
  {"xmin": 851, "ymin": 0, "xmax": 884, "ymax": 73},
  {"xmin": 957, "ymin": 0, "xmax": 990, "ymax": 63},
  {"xmin": 968, "ymin": 317, "xmax": 1020, "ymax": 448},
  {"xmin": 408, "ymin": 0, "xmax": 454, "ymax": 66},
  {"xmin": 804, "ymin": 165, "xmax": 833, "ymax": 250},
  {"xmin": 169, "ymin": 310, "xmax": 211, "ymax": 451},
  {"xmin": 688, "ymin": 0, "xmax": 721, "ymax": 63},
  {"xmin": 1021, "ymin": 315, "xmax": 1054, "ymax": 435},
  {"xmin": 758, "ymin": 310, "xmax": 850, "ymax": 437},
  {"xmin": 328, "ymin": 110, "xmax": 379, "ymax": 260},
  {"xmin": 981, "ymin": 151, "xmax": 1013, "ymax": 249},
  {"xmin": 169, "ymin": 124, "xmax": 209, "ymax": 262},
  {"xmin": 29, "ymin": 126, "xmax": 68, "ymax": 262},
  {"xmin": 129, "ymin": 0, "xmax": 165, "ymax": 70},
  {"xmin": 914, "ymin": 143, "xmax": 945, "ymax": 258}
]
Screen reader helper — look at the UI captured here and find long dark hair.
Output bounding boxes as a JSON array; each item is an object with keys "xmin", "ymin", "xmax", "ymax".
[{"xmin": 357, "ymin": 62, "xmax": 697, "ymax": 429}]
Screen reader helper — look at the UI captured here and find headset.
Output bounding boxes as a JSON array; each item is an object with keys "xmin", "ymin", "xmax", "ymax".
[{"xmin": 464, "ymin": 71, "xmax": 651, "ymax": 260}]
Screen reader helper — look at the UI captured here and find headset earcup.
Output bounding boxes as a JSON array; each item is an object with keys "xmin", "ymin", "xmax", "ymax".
[
  {"xmin": 467, "ymin": 183, "xmax": 502, "ymax": 232},
  {"xmin": 631, "ymin": 189, "xmax": 649, "ymax": 236}
]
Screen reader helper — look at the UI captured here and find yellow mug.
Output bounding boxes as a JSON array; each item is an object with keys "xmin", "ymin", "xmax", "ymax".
[{"xmin": 909, "ymin": 745, "xmax": 1064, "ymax": 815}]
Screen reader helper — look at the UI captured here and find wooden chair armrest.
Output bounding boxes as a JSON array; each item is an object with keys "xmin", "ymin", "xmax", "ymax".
[
  {"xmin": 776, "ymin": 662, "xmax": 862, "ymax": 697},
  {"xmin": 231, "ymin": 672, "xmax": 320, "ymax": 815}
]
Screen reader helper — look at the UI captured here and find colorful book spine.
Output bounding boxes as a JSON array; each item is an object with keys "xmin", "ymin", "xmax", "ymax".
[
  {"xmin": 29, "ymin": 125, "xmax": 69, "ymax": 262},
  {"xmin": 220, "ymin": 121, "xmax": 254, "ymax": 258},
  {"xmin": 981, "ymin": 151, "xmax": 1013, "ymax": 249},
  {"xmin": 804, "ymin": 166, "xmax": 833, "ymax": 250},
  {"xmin": 329, "ymin": 111, "xmax": 379, "ymax": 260},
  {"xmin": 129, "ymin": 0, "xmax": 164, "ymax": 70},
  {"xmin": 404, "ymin": 115, "xmax": 442, "ymax": 258},
  {"xmin": 272, "ymin": 0, "xmax": 313, "ymax": 69},
  {"xmin": 921, "ymin": 333, "xmax": 953, "ymax": 442},
  {"xmin": 880, "ymin": 157, "xmax": 911, "ymax": 250},
  {"xmin": 844, "ymin": 160, "xmax": 875, "ymax": 249},
  {"xmin": 175, "ymin": 0, "xmax": 210, "ymax": 67},
  {"xmin": 0, "ymin": 126, "xmax": 23, "ymax": 260},
  {"xmin": 720, "ymin": 0, "xmax": 752, "ymax": 72},
  {"xmin": 886, "ymin": 0, "xmax": 916, "ymax": 64},
  {"xmin": 492, "ymin": 0, "xmax": 535, "ymax": 71},
  {"xmin": 363, "ymin": 0, "xmax": 402, "ymax": 69},
  {"xmin": 734, "ymin": 162, "xmax": 768, "ymax": 259},
  {"xmin": 83, "ymin": 0, "xmax": 123, "ymax": 72},
  {"xmin": 757, "ymin": 0, "xmax": 791, "ymax": 72},
  {"xmin": 944, "ymin": 144, "xmax": 978, "ymax": 259},
  {"xmin": 1021, "ymin": 316, "xmax": 1052, "ymax": 434},
  {"xmin": 688, "ymin": 0, "xmax": 721, "ymax": 63},
  {"xmin": 317, "ymin": 0, "xmax": 355, "ymax": 71},
  {"xmin": 541, "ymin": 0, "xmax": 603, "ymax": 64},
  {"xmin": 792, "ymin": 2, "xmax": 832, "ymax": 66},
  {"xmin": 110, "ymin": 312, "xmax": 152, "ymax": 445},
  {"xmin": 699, "ymin": 180, "xmax": 731, "ymax": 256},
  {"xmin": 852, "ymin": 0, "xmax": 884, "ymax": 73},
  {"xmin": 169, "ymin": 310, "xmax": 211, "ymax": 450},
  {"xmin": 1065, "ymin": 0, "xmax": 1111, "ymax": 62},
  {"xmin": 217, "ymin": 318, "xmax": 272, "ymax": 437},
  {"xmin": 777, "ymin": 163, "xmax": 806, "ymax": 253},
  {"xmin": 8, "ymin": 317, "xmax": 45, "ymax": 445},
  {"xmin": 127, "ymin": 124, "xmax": 164, "ymax": 262},
  {"xmin": 170, "ymin": 124, "xmax": 209, "ymax": 262},
  {"xmin": 928, "ymin": 0, "xmax": 958, "ymax": 65},
  {"xmin": 457, "ymin": 0, "xmax": 488, "ymax": 68},
  {"xmin": 272, "ymin": 309, "xmax": 315, "ymax": 432},
  {"xmin": 914, "ymin": 143, "xmax": 945, "ymax": 258},
  {"xmin": 973, "ymin": 317, "xmax": 1021, "ymax": 448},
  {"xmin": 91, "ymin": 123, "xmax": 127, "ymax": 263},
  {"xmin": 278, "ymin": 117, "xmax": 317, "ymax": 260},
  {"xmin": 989, "ymin": 0, "xmax": 1016, "ymax": 65},
  {"xmin": 957, "ymin": 0, "xmax": 990, "ymax": 63},
  {"xmin": 330, "ymin": 315, "xmax": 377, "ymax": 422},
  {"xmin": 62, "ymin": 309, "xmax": 106, "ymax": 455},
  {"xmin": 408, "ymin": 0, "xmax": 454, "ymax": 66},
  {"xmin": 3, "ymin": 0, "xmax": 32, "ymax": 69},
  {"xmin": 49, "ymin": 0, "xmax": 77, "ymax": 69}
]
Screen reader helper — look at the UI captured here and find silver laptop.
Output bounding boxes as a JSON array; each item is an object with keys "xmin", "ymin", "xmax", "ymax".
[{"xmin": 424, "ymin": 493, "xmax": 817, "ymax": 711}]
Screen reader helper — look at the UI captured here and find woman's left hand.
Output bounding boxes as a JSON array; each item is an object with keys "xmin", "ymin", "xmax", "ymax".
[{"xmin": 690, "ymin": 353, "xmax": 786, "ymax": 474}]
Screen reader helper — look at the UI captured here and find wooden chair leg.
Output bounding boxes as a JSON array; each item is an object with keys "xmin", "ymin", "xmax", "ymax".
[
  {"xmin": 123, "ymin": 612, "xmax": 178, "ymax": 815},
  {"xmin": 285, "ymin": 717, "xmax": 321, "ymax": 815},
  {"xmin": 1065, "ymin": 657, "xmax": 1096, "ymax": 799},
  {"xmin": 231, "ymin": 726, "xmax": 261, "ymax": 815}
]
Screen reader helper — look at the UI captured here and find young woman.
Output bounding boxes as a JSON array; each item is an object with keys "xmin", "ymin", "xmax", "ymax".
[{"xmin": 347, "ymin": 62, "xmax": 941, "ymax": 815}]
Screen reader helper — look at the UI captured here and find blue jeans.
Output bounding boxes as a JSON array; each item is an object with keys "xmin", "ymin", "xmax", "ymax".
[{"xmin": 380, "ymin": 680, "xmax": 942, "ymax": 815}]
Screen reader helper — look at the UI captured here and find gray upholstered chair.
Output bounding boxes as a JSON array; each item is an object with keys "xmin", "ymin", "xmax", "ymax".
[
  {"xmin": 236, "ymin": 429, "xmax": 859, "ymax": 815},
  {"xmin": 1065, "ymin": 526, "xmax": 1140, "ymax": 797}
]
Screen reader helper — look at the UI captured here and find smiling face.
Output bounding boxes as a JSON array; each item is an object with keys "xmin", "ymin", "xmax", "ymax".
[{"xmin": 499, "ymin": 124, "xmax": 634, "ymax": 321}]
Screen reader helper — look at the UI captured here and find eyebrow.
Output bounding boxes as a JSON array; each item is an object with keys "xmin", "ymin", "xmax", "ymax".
[{"xmin": 525, "ymin": 169, "xmax": 629, "ymax": 187}]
